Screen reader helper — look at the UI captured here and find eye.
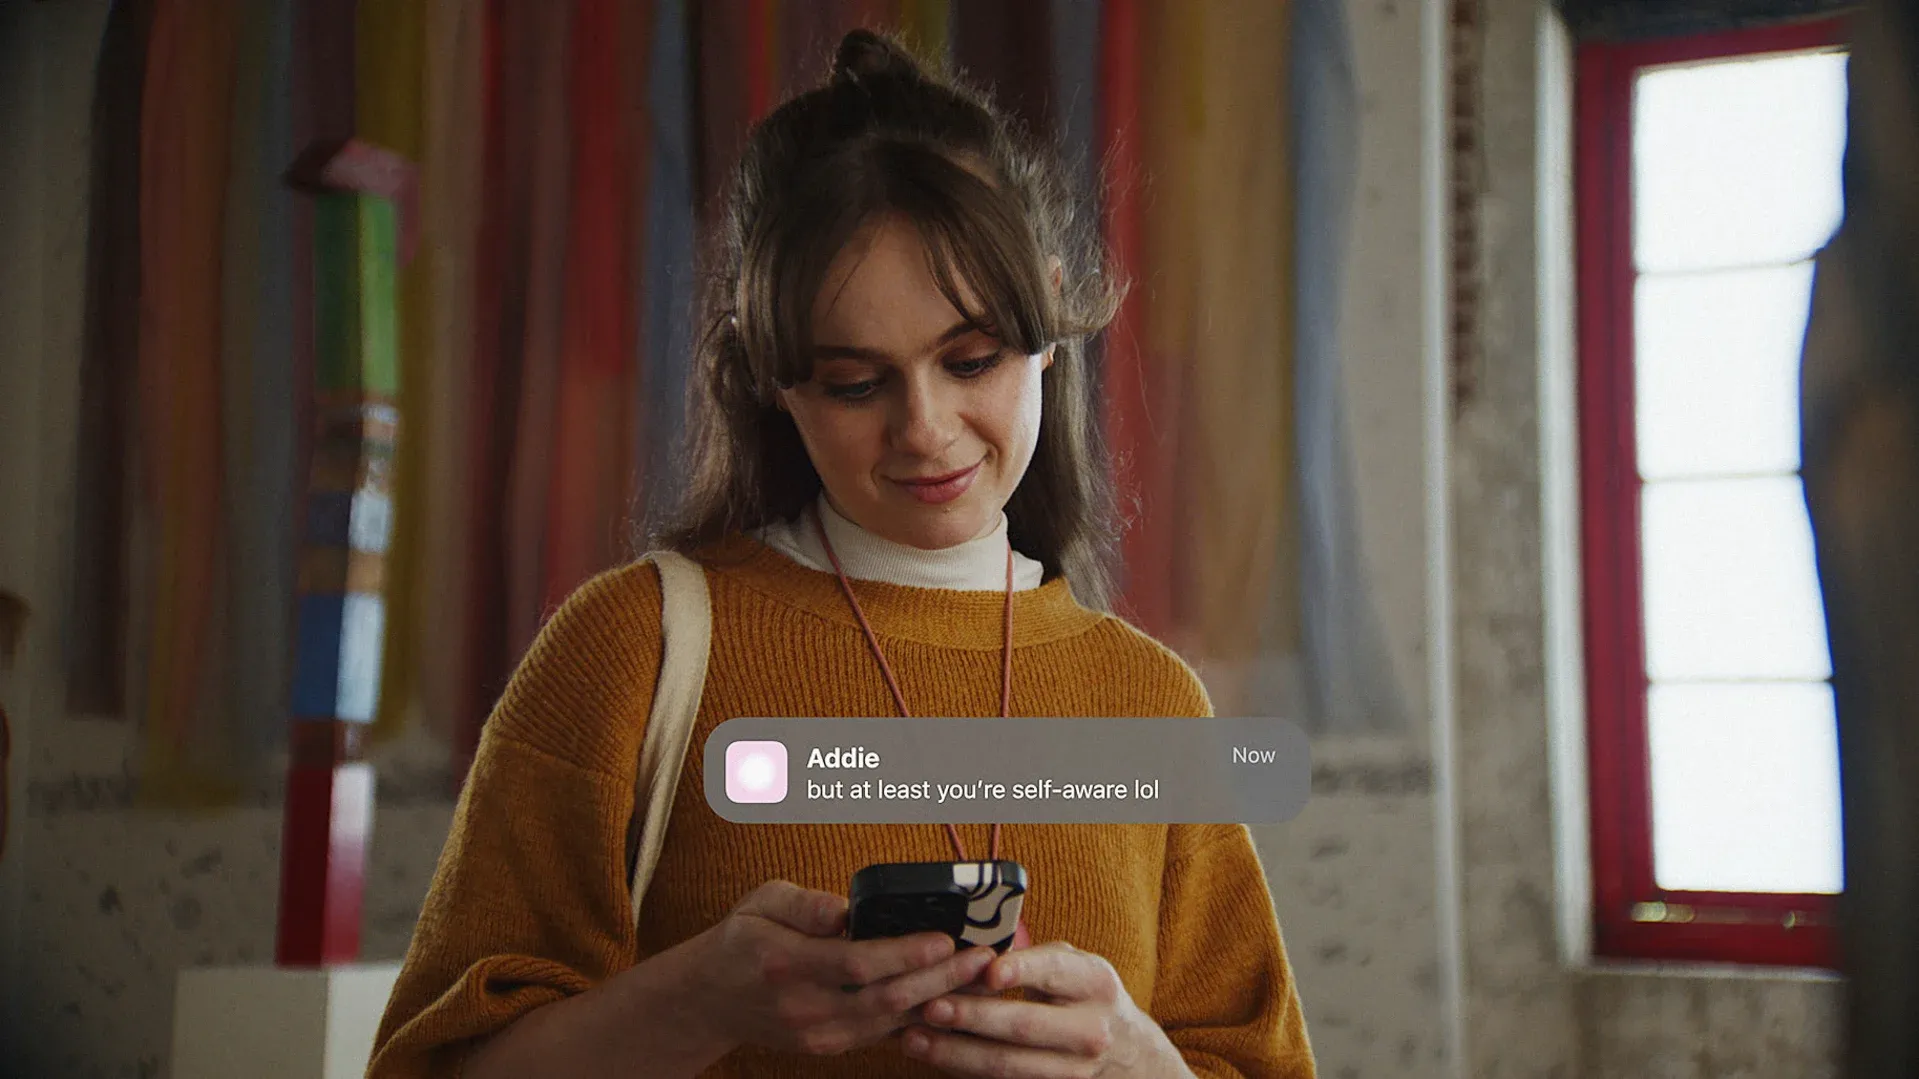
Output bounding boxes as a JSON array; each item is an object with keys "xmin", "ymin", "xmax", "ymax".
[
  {"xmin": 822, "ymin": 378, "xmax": 883, "ymax": 402},
  {"xmin": 947, "ymin": 351, "xmax": 1006, "ymax": 378}
]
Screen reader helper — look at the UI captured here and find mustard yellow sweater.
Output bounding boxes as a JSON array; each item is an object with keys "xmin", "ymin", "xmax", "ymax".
[{"xmin": 369, "ymin": 537, "xmax": 1316, "ymax": 1077}]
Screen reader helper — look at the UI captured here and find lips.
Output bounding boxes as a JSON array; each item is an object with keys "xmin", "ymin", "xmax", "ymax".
[{"xmin": 891, "ymin": 461, "xmax": 983, "ymax": 505}]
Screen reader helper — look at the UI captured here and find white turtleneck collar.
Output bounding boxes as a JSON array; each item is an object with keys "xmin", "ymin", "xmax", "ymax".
[{"xmin": 753, "ymin": 494, "xmax": 1046, "ymax": 592}]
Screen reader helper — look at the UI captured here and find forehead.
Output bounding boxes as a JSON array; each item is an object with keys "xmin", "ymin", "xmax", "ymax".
[{"xmin": 810, "ymin": 216, "xmax": 984, "ymax": 348}]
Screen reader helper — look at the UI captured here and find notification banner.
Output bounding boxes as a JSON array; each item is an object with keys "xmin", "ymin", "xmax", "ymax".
[{"xmin": 704, "ymin": 717, "xmax": 1311, "ymax": 824}]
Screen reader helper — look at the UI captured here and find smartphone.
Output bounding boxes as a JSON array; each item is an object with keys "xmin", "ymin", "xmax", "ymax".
[{"xmin": 847, "ymin": 860, "xmax": 1029, "ymax": 953}]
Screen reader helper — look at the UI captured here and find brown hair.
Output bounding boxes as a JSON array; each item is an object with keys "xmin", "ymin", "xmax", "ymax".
[{"xmin": 649, "ymin": 29, "xmax": 1121, "ymax": 608}]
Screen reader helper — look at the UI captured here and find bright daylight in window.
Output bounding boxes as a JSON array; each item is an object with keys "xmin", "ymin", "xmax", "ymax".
[{"xmin": 1630, "ymin": 47, "xmax": 1849, "ymax": 897}]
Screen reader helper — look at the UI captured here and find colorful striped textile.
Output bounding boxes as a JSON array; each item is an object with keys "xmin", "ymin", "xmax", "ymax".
[
  {"xmin": 541, "ymin": 0, "xmax": 648, "ymax": 617},
  {"xmin": 1166, "ymin": 0, "xmax": 1297, "ymax": 712},
  {"xmin": 73, "ymin": 0, "xmax": 1388, "ymax": 786},
  {"xmin": 135, "ymin": 0, "xmax": 243, "ymax": 801},
  {"xmin": 1094, "ymin": 1, "xmax": 1302, "ymax": 717}
]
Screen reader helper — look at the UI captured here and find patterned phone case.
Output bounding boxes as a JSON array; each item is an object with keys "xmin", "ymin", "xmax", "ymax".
[{"xmin": 848, "ymin": 860, "xmax": 1029, "ymax": 952}]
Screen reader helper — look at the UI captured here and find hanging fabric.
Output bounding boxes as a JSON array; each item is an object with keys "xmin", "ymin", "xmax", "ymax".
[
  {"xmin": 415, "ymin": 0, "xmax": 488, "ymax": 745},
  {"xmin": 953, "ymin": 0, "xmax": 1056, "ymax": 141},
  {"xmin": 501, "ymin": 0, "xmax": 576, "ymax": 665},
  {"xmin": 1165, "ymin": 0, "xmax": 1298, "ymax": 713},
  {"xmin": 134, "ymin": 0, "xmax": 243, "ymax": 800},
  {"xmin": 1049, "ymin": 0, "xmax": 1102, "ymax": 209},
  {"xmin": 780, "ymin": 0, "xmax": 899, "ymax": 95},
  {"xmin": 541, "ymin": 0, "xmax": 648, "ymax": 614},
  {"xmin": 1292, "ymin": 0, "xmax": 1411, "ymax": 733},
  {"xmin": 70, "ymin": 0, "xmax": 157, "ymax": 718},
  {"xmin": 454, "ymin": 0, "xmax": 542, "ymax": 766},
  {"xmin": 218, "ymin": 0, "xmax": 299, "ymax": 766},
  {"xmin": 1098, "ymin": 0, "xmax": 1176, "ymax": 638},
  {"xmin": 640, "ymin": 0, "xmax": 698, "ymax": 520},
  {"xmin": 900, "ymin": 0, "xmax": 950, "ymax": 65},
  {"xmin": 693, "ymin": 0, "xmax": 760, "ymax": 223}
]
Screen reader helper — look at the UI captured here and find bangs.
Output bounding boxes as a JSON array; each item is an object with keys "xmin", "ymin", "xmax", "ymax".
[{"xmin": 737, "ymin": 140, "xmax": 1058, "ymax": 393}]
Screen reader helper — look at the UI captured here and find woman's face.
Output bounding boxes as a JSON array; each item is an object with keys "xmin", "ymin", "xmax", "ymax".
[{"xmin": 777, "ymin": 215, "xmax": 1051, "ymax": 551}]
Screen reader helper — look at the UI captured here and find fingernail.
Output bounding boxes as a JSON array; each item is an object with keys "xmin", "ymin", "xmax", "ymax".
[
  {"xmin": 925, "ymin": 999, "xmax": 955, "ymax": 1025},
  {"xmin": 991, "ymin": 960, "xmax": 1016, "ymax": 988},
  {"xmin": 905, "ymin": 1030, "xmax": 930, "ymax": 1056}
]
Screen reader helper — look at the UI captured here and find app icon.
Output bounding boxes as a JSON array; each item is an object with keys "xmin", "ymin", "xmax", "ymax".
[{"xmin": 725, "ymin": 740, "xmax": 788, "ymax": 803}]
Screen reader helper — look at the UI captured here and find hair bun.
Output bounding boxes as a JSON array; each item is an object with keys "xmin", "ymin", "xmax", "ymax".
[{"xmin": 832, "ymin": 29, "xmax": 923, "ymax": 85}]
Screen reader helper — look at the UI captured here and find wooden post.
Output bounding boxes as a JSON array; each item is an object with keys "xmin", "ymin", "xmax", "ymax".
[{"xmin": 277, "ymin": 142, "xmax": 412, "ymax": 965}]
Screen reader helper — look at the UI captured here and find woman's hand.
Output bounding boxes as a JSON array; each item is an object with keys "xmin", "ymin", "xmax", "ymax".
[
  {"xmin": 903, "ymin": 942, "xmax": 1195, "ymax": 1079},
  {"xmin": 687, "ymin": 880, "xmax": 1000, "ymax": 1058}
]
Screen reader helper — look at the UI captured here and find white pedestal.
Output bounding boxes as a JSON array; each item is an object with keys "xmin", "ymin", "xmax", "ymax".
[{"xmin": 171, "ymin": 963, "xmax": 402, "ymax": 1079}]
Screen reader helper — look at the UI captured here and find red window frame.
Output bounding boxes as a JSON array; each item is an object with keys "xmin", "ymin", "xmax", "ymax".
[{"xmin": 1576, "ymin": 14, "xmax": 1852, "ymax": 969}]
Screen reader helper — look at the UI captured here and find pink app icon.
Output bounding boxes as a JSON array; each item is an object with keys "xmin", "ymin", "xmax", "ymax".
[{"xmin": 725, "ymin": 740, "xmax": 788, "ymax": 804}]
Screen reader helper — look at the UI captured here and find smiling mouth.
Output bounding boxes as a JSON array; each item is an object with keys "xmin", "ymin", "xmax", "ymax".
[
  {"xmin": 896, "ymin": 464, "xmax": 980, "ymax": 486},
  {"xmin": 890, "ymin": 461, "xmax": 984, "ymax": 504}
]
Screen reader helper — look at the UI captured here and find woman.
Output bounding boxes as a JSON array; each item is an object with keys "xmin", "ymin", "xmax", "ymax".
[{"xmin": 370, "ymin": 30, "xmax": 1315, "ymax": 1079}]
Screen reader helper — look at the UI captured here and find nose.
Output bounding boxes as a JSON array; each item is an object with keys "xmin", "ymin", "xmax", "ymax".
[{"xmin": 889, "ymin": 370, "xmax": 959, "ymax": 458}]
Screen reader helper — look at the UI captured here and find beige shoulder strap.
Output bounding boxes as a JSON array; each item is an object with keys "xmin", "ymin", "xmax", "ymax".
[{"xmin": 629, "ymin": 550, "xmax": 712, "ymax": 928}]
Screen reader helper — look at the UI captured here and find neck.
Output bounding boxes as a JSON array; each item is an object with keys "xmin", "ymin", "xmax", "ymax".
[{"xmin": 753, "ymin": 494, "xmax": 1045, "ymax": 592}]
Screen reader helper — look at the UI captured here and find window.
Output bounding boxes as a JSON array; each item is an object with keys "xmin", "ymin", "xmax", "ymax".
[{"xmin": 1576, "ymin": 16, "xmax": 1851, "ymax": 968}]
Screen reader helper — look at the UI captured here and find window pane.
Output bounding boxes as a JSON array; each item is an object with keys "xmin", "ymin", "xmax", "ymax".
[
  {"xmin": 1633, "ymin": 51, "xmax": 1848, "ymax": 273},
  {"xmin": 1641, "ymin": 477, "xmax": 1832, "ymax": 681},
  {"xmin": 1636, "ymin": 265, "xmax": 1812, "ymax": 480},
  {"xmin": 1649, "ymin": 682, "xmax": 1841, "ymax": 894}
]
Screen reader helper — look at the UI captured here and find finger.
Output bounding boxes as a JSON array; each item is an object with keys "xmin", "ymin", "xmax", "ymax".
[
  {"xmin": 736, "ymin": 880, "xmax": 849, "ymax": 937},
  {"xmin": 792, "ymin": 931, "xmax": 957, "ymax": 988},
  {"xmin": 920, "ymin": 995, "xmax": 1111, "ymax": 1056},
  {"xmin": 844, "ymin": 946, "xmax": 997, "ymax": 1017},
  {"xmin": 782, "ymin": 948, "xmax": 995, "ymax": 1052},
  {"xmin": 902, "ymin": 1025, "xmax": 1089, "ymax": 1079},
  {"xmin": 979, "ymin": 943, "xmax": 1120, "ymax": 1003},
  {"xmin": 788, "ymin": 1008, "xmax": 918, "ymax": 1056}
]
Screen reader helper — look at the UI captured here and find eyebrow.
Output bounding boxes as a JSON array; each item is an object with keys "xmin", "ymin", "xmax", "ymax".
[{"xmin": 811, "ymin": 318, "xmax": 986, "ymax": 363}]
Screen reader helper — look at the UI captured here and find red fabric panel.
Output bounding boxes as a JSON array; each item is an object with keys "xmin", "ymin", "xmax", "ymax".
[{"xmin": 541, "ymin": 0, "xmax": 647, "ymax": 610}]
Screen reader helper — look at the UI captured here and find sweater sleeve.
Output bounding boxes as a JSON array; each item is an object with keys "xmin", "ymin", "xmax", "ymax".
[
  {"xmin": 367, "ymin": 563, "xmax": 666, "ymax": 1079},
  {"xmin": 1152, "ymin": 825, "xmax": 1317, "ymax": 1078}
]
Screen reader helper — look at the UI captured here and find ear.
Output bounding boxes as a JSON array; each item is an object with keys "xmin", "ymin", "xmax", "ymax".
[
  {"xmin": 1041, "ymin": 344, "xmax": 1056, "ymax": 371},
  {"xmin": 774, "ymin": 386, "xmax": 792, "ymax": 413},
  {"xmin": 1047, "ymin": 255, "xmax": 1064, "ymax": 296}
]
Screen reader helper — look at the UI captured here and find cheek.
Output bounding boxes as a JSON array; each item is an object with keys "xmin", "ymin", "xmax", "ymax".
[
  {"xmin": 791, "ymin": 401, "xmax": 883, "ymax": 476},
  {"xmin": 977, "ymin": 363, "xmax": 1046, "ymax": 468}
]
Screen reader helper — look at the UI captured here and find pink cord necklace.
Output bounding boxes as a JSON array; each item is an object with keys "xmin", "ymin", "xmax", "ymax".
[{"xmin": 812, "ymin": 512, "xmax": 1011, "ymax": 863}]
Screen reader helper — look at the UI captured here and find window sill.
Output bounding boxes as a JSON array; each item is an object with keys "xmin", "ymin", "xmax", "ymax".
[{"xmin": 1570, "ymin": 956, "xmax": 1842, "ymax": 984}]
